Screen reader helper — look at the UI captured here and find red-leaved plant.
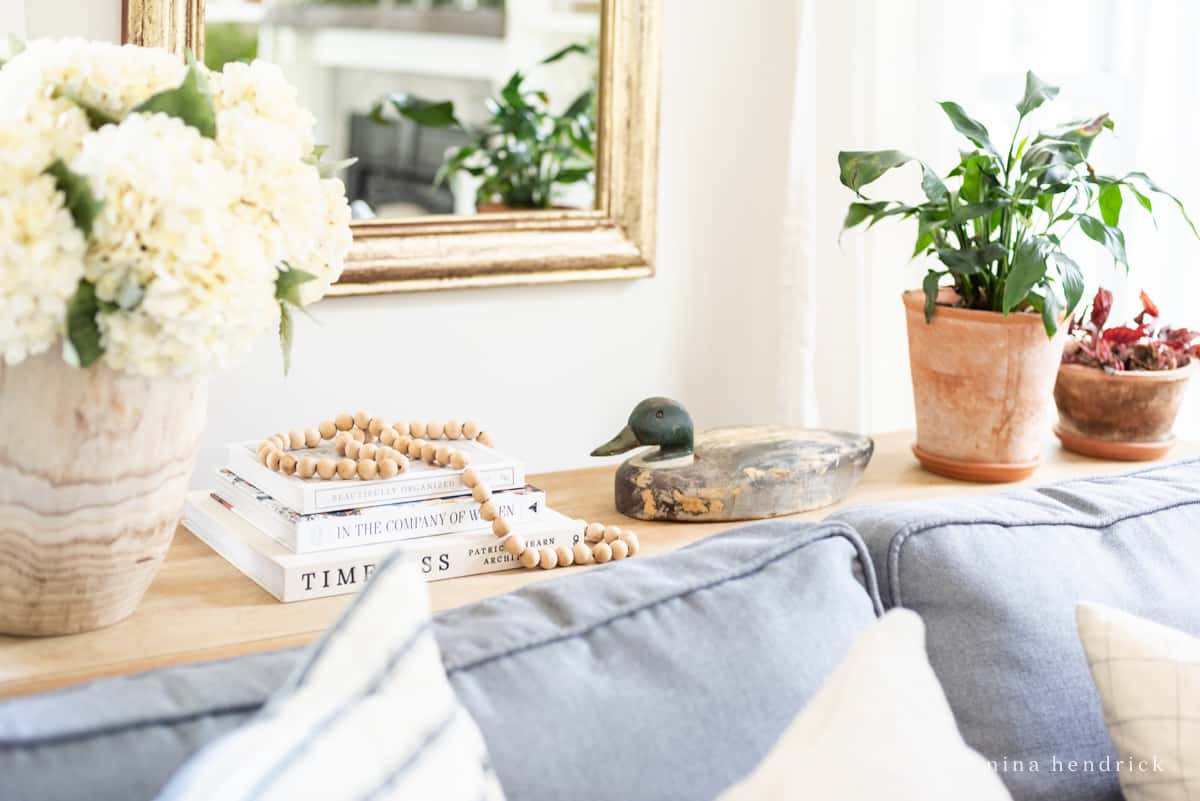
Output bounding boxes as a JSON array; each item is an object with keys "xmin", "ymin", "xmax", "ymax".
[{"xmin": 1063, "ymin": 288, "xmax": 1200, "ymax": 371}]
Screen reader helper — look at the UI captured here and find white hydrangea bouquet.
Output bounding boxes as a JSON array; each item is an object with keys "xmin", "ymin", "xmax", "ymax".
[{"xmin": 0, "ymin": 38, "xmax": 352, "ymax": 378}]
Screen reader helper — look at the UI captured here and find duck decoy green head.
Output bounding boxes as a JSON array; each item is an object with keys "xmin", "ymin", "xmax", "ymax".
[{"xmin": 591, "ymin": 397, "xmax": 695, "ymax": 462}]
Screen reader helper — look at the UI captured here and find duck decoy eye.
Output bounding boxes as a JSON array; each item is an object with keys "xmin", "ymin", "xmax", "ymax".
[{"xmin": 655, "ymin": 410, "xmax": 664, "ymax": 418}]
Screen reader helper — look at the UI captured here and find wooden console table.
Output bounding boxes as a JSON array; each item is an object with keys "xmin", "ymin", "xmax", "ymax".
[{"xmin": 1, "ymin": 431, "xmax": 1194, "ymax": 699}]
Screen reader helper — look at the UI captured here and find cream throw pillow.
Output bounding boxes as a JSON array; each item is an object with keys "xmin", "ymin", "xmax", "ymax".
[
  {"xmin": 718, "ymin": 609, "xmax": 1012, "ymax": 801},
  {"xmin": 1077, "ymin": 602, "xmax": 1200, "ymax": 801}
]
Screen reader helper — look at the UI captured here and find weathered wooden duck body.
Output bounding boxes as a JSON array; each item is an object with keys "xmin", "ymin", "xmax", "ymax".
[{"xmin": 592, "ymin": 399, "xmax": 873, "ymax": 522}]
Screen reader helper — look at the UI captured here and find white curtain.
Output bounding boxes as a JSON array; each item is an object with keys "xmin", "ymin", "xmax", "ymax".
[{"xmin": 782, "ymin": 0, "xmax": 1200, "ymax": 438}]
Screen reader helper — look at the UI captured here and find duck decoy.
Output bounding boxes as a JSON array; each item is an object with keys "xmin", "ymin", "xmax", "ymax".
[{"xmin": 591, "ymin": 397, "xmax": 874, "ymax": 522}]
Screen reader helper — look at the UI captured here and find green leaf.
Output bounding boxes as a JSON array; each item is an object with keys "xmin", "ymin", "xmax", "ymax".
[
  {"xmin": 1043, "ymin": 114, "xmax": 1112, "ymax": 158},
  {"xmin": 836, "ymin": 150, "xmax": 912, "ymax": 196},
  {"xmin": 278, "ymin": 303, "xmax": 294, "ymax": 375},
  {"xmin": 563, "ymin": 88, "xmax": 594, "ymax": 119},
  {"xmin": 1052, "ymin": 252, "xmax": 1085, "ymax": 315},
  {"xmin": 1003, "ymin": 239, "xmax": 1048, "ymax": 313},
  {"xmin": 1098, "ymin": 182, "xmax": 1123, "ymax": 227},
  {"xmin": 302, "ymin": 147, "xmax": 358, "ymax": 178},
  {"xmin": 46, "ymin": 159, "xmax": 102, "ymax": 237},
  {"xmin": 922, "ymin": 271, "xmax": 942, "ymax": 322},
  {"xmin": 275, "ymin": 266, "xmax": 318, "ymax": 307},
  {"xmin": 920, "ymin": 165, "xmax": 948, "ymax": 201},
  {"xmin": 134, "ymin": 52, "xmax": 216, "ymax": 138},
  {"xmin": 1122, "ymin": 171, "xmax": 1198, "ymax": 238},
  {"xmin": 1016, "ymin": 71, "xmax": 1059, "ymax": 116},
  {"xmin": 938, "ymin": 101, "xmax": 996, "ymax": 155},
  {"xmin": 65, "ymin": 280, "xmax": 109, "ymax": 368},
  {"xmin": 1079, "ymin": 214, "xmax": 1128, "ymax": 268},
  {"xmin": 937, "ymin": 248, "xmax": 981, "ymax": 275},
  {"xmin": 373, "ymin": 93, "xmax": 461, "ymax": 129},
  {"xmin": 1041, "ymin": 289, "xmax": 1062, "ymax": 338},
  {"xmin": 541, "ymin": 42, "xmax": 591, "ymax": 64},
  {"xmin": 0, "ymin": 34, "xmax": 24, "ymax": 69},
  {"xmin": 1129, "ymin": 185, "xmax": 1154, "ymax": 214},
  {"xmin": 912, "ymin": 228, "xmax": 935, "ymax": 258},
  {"xmin": 842, "ymin": 201, "xmax": 888, "ymax": 230},
  {"xmin": 949, "ymin": 200, "xmax": 1006, "ymax": 225}
]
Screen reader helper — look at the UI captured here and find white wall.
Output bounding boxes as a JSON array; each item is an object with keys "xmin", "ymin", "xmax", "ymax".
[{"xmin": 18, "ymin": 0, "xmax": 800, "ymax": 483}]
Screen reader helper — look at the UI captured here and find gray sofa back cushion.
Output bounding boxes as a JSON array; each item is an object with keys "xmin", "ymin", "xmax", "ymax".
[
  {"xmin": 832, "ymin": 458, "xmax": 1200, "ymax": 801},
  {"xmin": 0, "ymin": 519, "xmax": 881, "ymax": 801}
]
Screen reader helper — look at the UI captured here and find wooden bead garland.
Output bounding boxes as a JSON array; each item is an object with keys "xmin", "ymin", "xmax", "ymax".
[{"xmin": 255, "ymin": 413, "xmax": 641, "ymax": 573}]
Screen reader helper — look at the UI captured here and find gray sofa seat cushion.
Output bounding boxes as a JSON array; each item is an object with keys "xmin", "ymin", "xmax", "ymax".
[
  {"xmin": 0, "ymin": 518, "xmax": 881, "ymax": 801},
  {"xmin": 831, "ymin": 457, "xmax": 1200, "ymax": 801}
]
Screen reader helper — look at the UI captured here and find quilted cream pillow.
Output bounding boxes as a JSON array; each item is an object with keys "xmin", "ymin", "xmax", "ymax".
[
  {"xmin": 1077, "ymin": 602, "xmax": 1200, "ymax": 801},
  {"xmin": 157, "ymin": 553, "xmax": 505, "ymax": 801},
  {"xmin": 717, "ymin": 609, "xmax": 1012, "ymax": 801}
]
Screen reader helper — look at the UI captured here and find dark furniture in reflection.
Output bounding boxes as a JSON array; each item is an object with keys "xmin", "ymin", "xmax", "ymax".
[{"xmin": 344, "ymin": 113, "xmax": 472, "ymax": 216}]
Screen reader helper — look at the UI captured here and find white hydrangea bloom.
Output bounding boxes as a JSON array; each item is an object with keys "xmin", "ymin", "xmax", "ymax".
[
  {"xmin": 296, "ymin": 177, "xmax": 354, "ymax": 304},
  {"xmin": 0, "ymin": 166, "xmax": 86, "ymax": 365},
  {"xmin": 74, "ymin": 113, "xmax": 279, "ymax": 378}
]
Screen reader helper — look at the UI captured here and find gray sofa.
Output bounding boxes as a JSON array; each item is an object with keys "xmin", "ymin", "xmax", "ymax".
[{"xmin": 4, "ymin": 458, "xmax": 1200, "ymax": 801}]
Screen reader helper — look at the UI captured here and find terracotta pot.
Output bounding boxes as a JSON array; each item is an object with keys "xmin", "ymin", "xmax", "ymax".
[
  {"xmin": 0, "ymin": 351, "xmax": 206, "ymax": 635},
  {"xmin": 903, "ymin": 289, "xmax": 1065, "ymax": 482},
  {"xmin": 1053, "ymin": 362, "xmax": 1193, "ymax": 460}
]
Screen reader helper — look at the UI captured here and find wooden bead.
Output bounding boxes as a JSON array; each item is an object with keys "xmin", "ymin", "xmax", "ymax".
[
  {"xmin": 492, "ymin": 517, "xmax": 511, "ymax": 537},
  {"xmin": 394, "ymin": 455, "xmax": 410, "ymax": 473},
  {"xmin": 555, "ymin": 545, "xmax": 574, "ymax": 567},
  {"xmin": 265, "ymin": 450, "xmax": 281, "ymax": 470},
  {"xmin": 357, "ymin": 459, "xmax": 378, "ymax": 480},
  {"xmin": 461, "ymin": 468, "xmax": 479, "ymax": 488},
  {"xmin": 450, "ymin": 451, "xmax": 469, "ymax": 469},
  {"xmin": 395, "ymin": 434, "xmax": 412, "ymax": 453},
  {"xmin": 604, "ymin": 525, "xmax": 622, "ymax": 544},
  {"xmin": 288, "ymin": 430, "xmax": 304, "ymax": 449},
  {"xmin": 350, "ymin": 427, "xmax": 365, "ymax": 443},
  {"xmin": 353, "ymin": 411, "xmax": 370, "ymax": 429},
  {"xmin": 379, "ymin": 428, "xmax": 397, "ymax": 446},
  {"xmin": 280, "ymin": 453, "xmax": 297, "ymax": 475},
  {"xmin": 584, "ymin": 522, "xmax": 605, "ymax": 543},
  {"xmin": 304, "ymin": 428, "xmax": 321, "ymax": 448},
  {"xmin": 538, "ymin": 548, "xmax": 558, "ymax": 570},
  {"xmin": 407, "ymin": 439, "xmax": 424, "ymax": 459},
  {"xmin": 620, "ymin": 532, "xmax": 640, "ymax": 556},
  {"xmin": 257, "ymin": 444, "xmax": 274, "ymax": 464},
  {"xmin": 420, "ymin": 441, "xmax": 437, "ymax": 463},
  {"xmin": 472, "ymin": 483, "xmax": 492, "ymax": 503},
  {"xmin": 462, "ymin": 420, "xmax": 480, "ymax": 440},
  {"xmin": 409, "ymin": 420, "xmax": 428, "ymax": 438},
  {"xmin": 610, "ymin": 539, "xmax": 629, "ymax": 560},
  {"xmin": 274, "ymin": 433, "xmax": 289, "ymax": 448},
  {"xmin": 445, "ymin": 419, "xmax": 462, "ymax": 439},
  {"xmin": 345, "ymin": 439, "xmax": 361, "ymax": 459},
  {"xmin": 268, "ymin": 435, "xmax": 286, "ymax": 451},
  {"xmin": 519, "ymin": 548, "xmax": 540, "ymax": 569},
  {"xmin": 573, "ymin": 542, "xmax": 595, "ymax": 565},
  {"xmin": 391, "ymin": 420, "xmax": 409, "ymax": 436},
  {"xmin": 318, "ymin": 420, "xmax": 336, "ymax": 440},
  {"xmin": 503, "ymin": 535, "xmax": 525, "ymax": 556},
  {"xmin": 592, "ymin": 542, "xmax": 613, "ymax": 563},
  {"xmin": 378, "ymin": 458, "xmax": 400, "ymax": 478},
  {"xmin": 359, "ymin": 443, "xmax": 377, "ymax": 461},
  {"xmin": 297, "ymin": 456, "xmax": 317, "ymax": 478},
  {"xmin": 368, "ymin": 417, "xmax": 385, "ymax": 436},
  {"xmin": 427, "ymin": 420, "xmax": 445, "ymax": 440},
  {"xmin": 477, "ymin": 431, "xmax": 495, "ymax": 448},
  {"xmin": 316, "ymin": 458, "xmax": 337, "ymax": 479},
  {"xmin": 479, "ymin": 500, "xmax": 498, "ymax": 521},
  {"xmin": 335, "ymin": 414, "xmax": 354, "ymax": 431},
  {"xmin": 434, "ymin": 445, "xmax": 451, "ymax": 465},
  {"xmin": 336, "ymin": 458, "xmax": 357, "ymax": 479}
]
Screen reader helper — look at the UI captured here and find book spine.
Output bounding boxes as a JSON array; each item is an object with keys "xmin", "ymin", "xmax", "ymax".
[
  {"xmin": 279, "ymin": 527, "xmax": 574, "ymax": 602},
  {"xmin": 292, "ymin": 491, "xmax": 546, "ymax": 553}
]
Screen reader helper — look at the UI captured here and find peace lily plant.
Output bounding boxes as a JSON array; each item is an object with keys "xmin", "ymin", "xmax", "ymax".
[
  {"xmin": 0, "ymin": 38, "xmax": 352, "ymax": 636},
  {"xmin": 837, "ymin": 71, "xmax": 1195, "ymax": 481}
]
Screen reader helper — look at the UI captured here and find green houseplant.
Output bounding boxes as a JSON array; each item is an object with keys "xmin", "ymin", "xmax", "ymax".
[
  {"xmin": 371, "ymin": 43, "xmax": 595, "ymax": 211},
  {"xmin": 838, "ymin": 71, "xmax": 1194, "ymax": 481}
]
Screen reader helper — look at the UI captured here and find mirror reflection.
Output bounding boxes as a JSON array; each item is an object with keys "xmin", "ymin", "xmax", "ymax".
[{"xmin": 205, "ymin": 1, "xmax": 601, "ymax": 220}]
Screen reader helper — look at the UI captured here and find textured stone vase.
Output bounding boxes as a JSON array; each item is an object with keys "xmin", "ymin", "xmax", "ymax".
[
  {"xmin": 903, "ymin": 289, "xmax": 1066, "ymax": 482},
  {"xmin": 0, "ymin": 351, "xmax": 206, "ymax": 635}
]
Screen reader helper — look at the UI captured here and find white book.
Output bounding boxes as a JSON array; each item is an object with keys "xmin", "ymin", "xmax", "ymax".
[
  {"xmin": 227, "ymin": 438, "xmax": 525, "ymax": 514},
  {"xmin": 183, "ymin": 492, "xmax": 581, "ymax": 603},
  {"xmin": 215, "ymin": 468, "xmax": 547, "ymax": 554}
]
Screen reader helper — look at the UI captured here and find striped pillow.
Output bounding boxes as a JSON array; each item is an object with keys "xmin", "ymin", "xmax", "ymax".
[{"xmin": 157, "ymin": 553, "xmax": 505, "ymax": 801}]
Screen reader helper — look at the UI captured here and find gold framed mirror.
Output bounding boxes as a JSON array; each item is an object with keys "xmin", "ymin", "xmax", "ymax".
[{"xmin": 122, "ymin": 0, "xmax": 660, "ymax": 296}]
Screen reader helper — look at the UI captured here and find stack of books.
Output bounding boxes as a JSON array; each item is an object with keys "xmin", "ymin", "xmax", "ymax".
[{"xmin": 182, "ymin": 438, "xmax": 578, "ymax": 602}]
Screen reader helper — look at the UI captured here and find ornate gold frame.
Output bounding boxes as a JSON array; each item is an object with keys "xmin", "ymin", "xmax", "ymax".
[{"xmin": 122, "ymin": 0, "xmax": 661, "ymax": 295}]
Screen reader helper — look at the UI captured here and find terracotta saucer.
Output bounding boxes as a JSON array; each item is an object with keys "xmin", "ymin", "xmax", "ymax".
[
  {"xmin": 1054, "ymin": 425, "xmax": 1175, "ymax": 462},
  {"xmin": 911, "ymin": 444, "xmax": 1040, "ymax": 483}
]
